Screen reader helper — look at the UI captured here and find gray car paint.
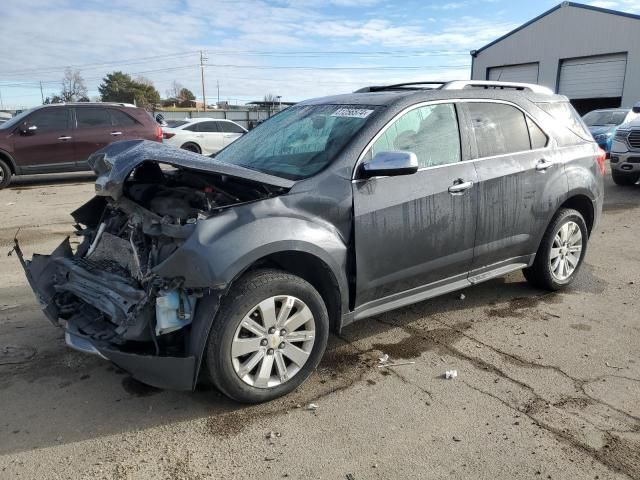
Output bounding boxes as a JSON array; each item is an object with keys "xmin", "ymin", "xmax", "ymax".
[{"xmin": 17, "ymin": 87, "xmax": 603, "ymax": 391}]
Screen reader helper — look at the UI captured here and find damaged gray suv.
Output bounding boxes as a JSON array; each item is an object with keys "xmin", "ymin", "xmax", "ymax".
[{"xmin": 16, "ymin": 81, "xmax": 604, "ymax": 403}]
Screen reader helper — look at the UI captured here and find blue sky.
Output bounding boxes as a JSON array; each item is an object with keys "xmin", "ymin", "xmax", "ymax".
[{"xmin": 1, "ymin": 0, "xmax": 638, "ymax": 109}]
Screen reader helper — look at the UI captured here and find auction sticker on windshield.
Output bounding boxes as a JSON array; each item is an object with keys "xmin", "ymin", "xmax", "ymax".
[{"xmin": 332, "ymin": 107, "xmax": 374, "ymax": 118}]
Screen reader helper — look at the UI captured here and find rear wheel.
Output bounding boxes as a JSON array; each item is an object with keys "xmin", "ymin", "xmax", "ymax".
[
  {"xmin": 0, "ymin": 159, "xmax": 12, "ymax": 189},
  {"xmin": 523, "ymin": 208, "xmax": 588, "ymax": 291},
  {"xmin": 611, "ymin": 170, "xmax": 640, "ymax": 186},
  {"xmin": 180, "ymin": 142, "xmax": 201, "ymax": 154},
  {"xmin": 205, "ymin": 269, "xmax": 329, "ymax": 403}
]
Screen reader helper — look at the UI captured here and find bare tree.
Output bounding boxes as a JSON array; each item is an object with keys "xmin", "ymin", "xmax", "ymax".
[
  {"xmin": 60, "ymin": 67, "xmax": 88, "ymax": 102},
  {"xmin": 166, "ymin": 80, "xmax": 184, "ymax": 99},
  {"xmin": 135, "ymin": 76, "xmax": 154, "ymax": 87},
  {"xmin": 264, "ymin": 93, "xmax": 279, "ymax": 104}
]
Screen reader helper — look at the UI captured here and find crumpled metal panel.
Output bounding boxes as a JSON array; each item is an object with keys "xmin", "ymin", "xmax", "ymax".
[{"xmin": 88, "ymin": 139, "xmax": 294, "ymax": 200}]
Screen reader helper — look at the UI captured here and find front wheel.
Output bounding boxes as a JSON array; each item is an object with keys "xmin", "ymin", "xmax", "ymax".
[
  {"xmin": 523, "ymin": 208, "xmax": 588, "ymax": 291},
  {"xmin": 180, "ymin": 142, "xmax": 201, "ymax": 154},
  {"xmin": 611, "ymin": 170, "xmax": 639, "ymax": 186},
  {"xmin": 0, "ymin": 159, "xmax": 12, "ymax": 189},
  {"xmin": 205, "ymin": 269, "xmax": 329, "ymax": 403}
]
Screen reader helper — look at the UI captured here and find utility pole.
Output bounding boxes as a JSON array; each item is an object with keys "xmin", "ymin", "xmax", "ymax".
[
  {"xmin": 200, "ymin": 50, "xmax": 208, "ymax": 112},
  {"xmin": 39, "ymin": 81, "xmax": 44, "ymax": 104},
  {"xmin": 217, "ymin": 80, "xmax": 220, "ymax": 105},
  {"xmin": 0, "ymin": 88, "xmax": 3, "ymax": 109}
]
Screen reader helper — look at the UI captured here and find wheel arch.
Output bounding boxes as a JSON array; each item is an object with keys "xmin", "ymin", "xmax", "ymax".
[
  {"xmin": 559, "ymin": 194, "xmax": 595, "ymax": 235},
  {"xmin": 239, "ymin": 250, "xmax": 343, "ymax": 332},
  {"xmin": 0, "ymin": 149, "xmax": 17, "ymax": 174}
]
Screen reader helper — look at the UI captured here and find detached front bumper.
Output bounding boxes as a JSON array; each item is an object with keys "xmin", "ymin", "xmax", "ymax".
[{"xmin": 13, "ymin": 237, "xmax": 198, "ymax": 391}]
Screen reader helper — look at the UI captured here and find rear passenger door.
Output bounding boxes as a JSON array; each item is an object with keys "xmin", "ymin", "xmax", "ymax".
[
  {"xmin": 462, "ymin": 101, "xmax": 565, "ymax": 277},
  {"xmin": 109, "ymin": 109, "xmax": 142, "ymax": 141},
  {"xmin": 73, "ymin": 107, "xmax": 115, "ymax": 167},
  {"xmin": 353, "ymin": 103, "xmax": 478, "ymax": 308}
]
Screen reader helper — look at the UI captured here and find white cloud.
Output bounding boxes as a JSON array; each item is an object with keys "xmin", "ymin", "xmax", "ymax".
[
  {"xmin": 0, "ymin": 0, "xmax": 509, "ymax": 107},
  {"xmin": 588, "ymin": 0, "xmax": 640, "ymax": 12}
]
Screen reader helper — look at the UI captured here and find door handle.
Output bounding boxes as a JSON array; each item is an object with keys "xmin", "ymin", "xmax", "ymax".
[
  {"xmin": 223, "ymin": 134, "xmax": 234, "ymax": 138},
  {"xmin": 57, "ymin": 136, "xmax": 72, "ymax": 141},
  {"xmin": 536, "ymin": 159, "xmax": 554, "ymax": 171},
  {"xmin": 111, "ymin": 131, "xmax": 123, "ymax": 136},
  {"xmin": 448, "ymin": 179, "xmax": 474, "ymax": 194}
]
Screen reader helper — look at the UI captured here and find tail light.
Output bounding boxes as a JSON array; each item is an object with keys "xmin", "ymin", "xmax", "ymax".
[
  {"xmin": 162, "ymin": 131, "xmax": 175, "ymax": 139},
  {"xmin": 155, "ymin": 126, "xmax": 163, "ymax": 142},
  {"xmin": 596, "ymin": 148, "xmax": 606, "ymax": 175}
]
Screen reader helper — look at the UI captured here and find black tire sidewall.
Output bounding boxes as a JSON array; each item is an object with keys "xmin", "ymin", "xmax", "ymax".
[
  {"xmin": 180, "ymin": 143, "xmax": 201, "ymax": 154},
  {"xmin": 206, "ymin": 270, "xmax": 329, "ymax": 403},
  {"xmin": 538, "ymin": 209, "xmax": 588, "ymax": 289},
  {"xmin": 0, "ymin": 159, "xmax": 11, "ymax": 189}
]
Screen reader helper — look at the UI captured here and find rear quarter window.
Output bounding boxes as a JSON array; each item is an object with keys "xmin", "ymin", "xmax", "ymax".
[
  {"xmin": 110, "ymin": 109, "xmax": 137, "ymax": 127},
  {"xmin": 536, "ymin": 101, "xmax": 592, "ymax": 144}
]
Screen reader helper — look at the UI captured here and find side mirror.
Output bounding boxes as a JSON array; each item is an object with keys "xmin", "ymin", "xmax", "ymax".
[
  {"xmin": 362, "ymin": 151, "xmax": 418, "ymax": 178},
  {"xmin": 20, "ymin": 122, "xmax": 37, "ymax": 135}
]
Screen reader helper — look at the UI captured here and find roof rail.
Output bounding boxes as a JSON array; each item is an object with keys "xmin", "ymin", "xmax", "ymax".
[
  {"xmin": 441, "ymin": 80, "xmax": 554, "ymax": 95},
  {"xmin": 54, "ymin": 102, "xmax": 138, "ymax": 107},
  {"xmin": 354, "ymin": 82, "xmax": 447, "ymax": 93}
]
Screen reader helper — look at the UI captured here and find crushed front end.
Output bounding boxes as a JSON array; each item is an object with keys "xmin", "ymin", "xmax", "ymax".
[{"xmin": 15, "ymin": 140, "xmax": 289, "ymax": 390}]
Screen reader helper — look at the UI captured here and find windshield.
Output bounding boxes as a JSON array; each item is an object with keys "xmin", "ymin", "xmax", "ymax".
[
  {"xmin": 214, "ymin": 104, "xmax": 378, "ymax": 180},
  {"xmin": 583, "ymin": 110, "xmax": 627, "ymax": 127},
  {"xmin": 0, "ymin": 108, "xmax": 36, "ymax": 130}
]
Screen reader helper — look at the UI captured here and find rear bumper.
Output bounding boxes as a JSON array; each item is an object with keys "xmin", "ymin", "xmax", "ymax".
[{"xmin": 13, "ymin": 237, "xmax": 199, "ymax": 391}]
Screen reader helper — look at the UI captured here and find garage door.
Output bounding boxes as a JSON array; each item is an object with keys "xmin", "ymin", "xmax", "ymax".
[
  {"xmin": 558, "ymin": 53, "xmax": 627, "ymax": 99},
  {"xmin": 487, "ymin": 63, "xmax": 539, "ymax": 84}
]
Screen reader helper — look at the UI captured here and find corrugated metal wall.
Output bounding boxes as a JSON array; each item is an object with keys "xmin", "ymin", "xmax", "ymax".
[{"xmin": 471, "ymin": 4, "xmax": 640, "ymax": 108}]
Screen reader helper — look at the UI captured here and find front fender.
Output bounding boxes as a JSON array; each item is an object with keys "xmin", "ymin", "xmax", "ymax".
[{"xmin": 153, "ymin": 199, "xmax": 349, "ymax": 304}]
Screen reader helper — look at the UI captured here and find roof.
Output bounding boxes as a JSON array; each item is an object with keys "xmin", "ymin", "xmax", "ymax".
[
  {"xmin": 473, "ymin": 2, "xmax": 640, "ymax": 55},
  {"xmin": 299, "ymin": 86, "xmax": 566, "ymax": 110}
]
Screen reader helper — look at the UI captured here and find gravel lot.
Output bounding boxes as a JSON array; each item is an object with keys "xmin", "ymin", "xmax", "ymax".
[{"xmin": 0, "ymin": 170, "xmax": 638, "ymax": 480}]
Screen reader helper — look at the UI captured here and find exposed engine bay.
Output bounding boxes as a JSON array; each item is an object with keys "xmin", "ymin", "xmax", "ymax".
[{"xmin": 29, "ymin": 161, "xmax": 282, "ymax": 357}]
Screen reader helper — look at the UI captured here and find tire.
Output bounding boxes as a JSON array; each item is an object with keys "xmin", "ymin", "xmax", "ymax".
[
  {"xmin": 0, "ymin": 158, "xmax": 12, "ymax": 189},
  {"xmin": 180, "ymin": 142, "xmax": 201, "ymax": 154},
  {"xmin": 523, "ymin": 208, "xmax": 588, "ymax": 291},
  {"xmin": 611, "ymin": 170, "xmax": 639, "ymax": 186},
  {"xmin": 205, "ymin": 269, "xmax": 329, "ymax": 403}
]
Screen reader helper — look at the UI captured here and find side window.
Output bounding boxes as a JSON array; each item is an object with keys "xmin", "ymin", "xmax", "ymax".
[
  {"xmin": 183, "ymin": 123, "xmax": 199, "ymax": 132},
  {"xmin": 110, "ymin": 109, "xmax": 137, "ymax": 127},
  {"xmin": 76, "ymin": 108, "xmax": 112, "ymax": 128},
  {"xmin": 527, "ymin": 117, "xmax": 548, "ymax": 149},
  {"xmin": 219, "ymin": 122, "xmax": 245, "ymax": 133},
  {"xmin": 28, "ymin": 108, "xmax": 69, "ymax": 132},
  {"xmin": 467, "ymin": 103, "xmax": 531, "ymax": 157},
  {"xmin": 370, "ymin": 103, "xmax": 461, "ymax": 168},
  {"xmin": 198, "ymin": 121, "xmax": 220, "ymax": 133}
]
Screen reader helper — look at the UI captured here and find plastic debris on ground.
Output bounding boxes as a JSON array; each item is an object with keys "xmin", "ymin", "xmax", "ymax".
[
  {"xmin": 445, "ymin": 369, "xmax": 458, "ymax": 379},
  {"xmin": 305, "ymin": 403, "xmax": 318, "ymax": 411}
]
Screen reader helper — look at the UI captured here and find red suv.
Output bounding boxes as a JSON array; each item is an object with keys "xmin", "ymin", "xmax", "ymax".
[{"xmin": 0, "ymin": 103, "xmax": 162, "ymax": 189}]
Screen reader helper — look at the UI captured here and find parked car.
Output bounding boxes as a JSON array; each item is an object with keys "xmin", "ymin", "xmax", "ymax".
[
  {"xmin": 0, "ymin": 103, "xmax": 162, "ymax": 189},
  {"xmin": 610, "ymin": 116, "xmax": 640, "ymax": 185},
  {"xmin": 16, "ymin": 81, "xmax": 604, "ymax": 403},
  {"xmin": 582, "ymin": 105, "xmax": 640, "ymax": 153},
  {"xmin": 161, "ymin": 118, "xmax": 246, "ymax": 155}
]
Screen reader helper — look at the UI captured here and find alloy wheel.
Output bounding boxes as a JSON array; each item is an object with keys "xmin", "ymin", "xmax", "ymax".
[
  {"xmin": 231, "ymin": 295, "xmax": 316, "ymax": 389},
  {"xmin": 549, "ymin": 220, "xmax": 583, "ymax": 281}
]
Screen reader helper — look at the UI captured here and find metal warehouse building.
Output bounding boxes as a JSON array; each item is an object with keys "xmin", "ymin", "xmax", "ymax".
[{"xmin": 470, "ymin": 2, "xmax": 640, "ymax": 114}]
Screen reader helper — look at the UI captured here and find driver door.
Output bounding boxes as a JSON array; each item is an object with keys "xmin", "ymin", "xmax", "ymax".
[
  {"xmin": 352, "ymin": 103, "xmax": 478, "ymax": 310},
  {"xmin": 12, "ymin": 107, "xmax": 75, "ymax": 172}
]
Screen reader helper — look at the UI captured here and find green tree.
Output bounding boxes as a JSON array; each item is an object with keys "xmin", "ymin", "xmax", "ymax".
[
  {"xmin": 98, "ymin": 71, "xmax": 160, "ymax": 110},
  {"xmin": 179, "ymin": 88, "xmax": 195, "ymax": 102}
]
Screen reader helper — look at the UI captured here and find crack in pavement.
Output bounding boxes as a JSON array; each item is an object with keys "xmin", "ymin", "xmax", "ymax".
[{"xmin": 369, "ymin": 317, "xmax": 640, "ymax": 479}]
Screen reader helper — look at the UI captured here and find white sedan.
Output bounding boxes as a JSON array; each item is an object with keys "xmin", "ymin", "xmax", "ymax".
[{"xmin": 162, "ymin": 118, "xmax": 247, "ymax": 155}]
